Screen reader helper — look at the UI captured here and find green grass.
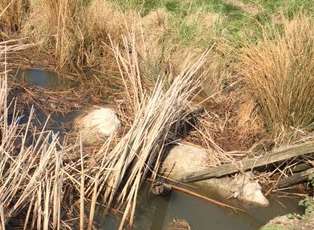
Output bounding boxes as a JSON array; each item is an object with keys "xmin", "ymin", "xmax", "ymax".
[
  {"xmin": 110, "ymin": 0, "xmax": 313, "ymax": 45},
  {"xmin": 249, "ymin": 0, "xmax": 314, "ymax": 17}
]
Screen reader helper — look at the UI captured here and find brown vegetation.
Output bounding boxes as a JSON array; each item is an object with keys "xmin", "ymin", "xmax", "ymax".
[
  {"xmin": 0, "ymin": 0, "xmax": 29, "ymax": 37},
  {"xmin": 239, "ymin": 15, "xmax": 314, "ymax": 139},
  {"xmin": 1, "ymin": 1, "xmax": 314, "ymax": 229},
  {"xmin": 0, "ymin": 37, "xmax": 209, "ymax": 229}
]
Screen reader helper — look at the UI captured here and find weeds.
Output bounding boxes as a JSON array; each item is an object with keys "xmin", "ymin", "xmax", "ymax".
[
  {"xmin": 1, "ymin": 43, "xmax": 63, "ymax": 228},
  {"xmin": 1, "ymin": 0, "xmax": 313, "ymax": 71},
  {"xmin": 23, "ymin": 0, "xmax": 127, "ymax": 70}
]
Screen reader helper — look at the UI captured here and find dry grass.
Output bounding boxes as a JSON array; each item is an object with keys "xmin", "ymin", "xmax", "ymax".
[
  {"xmin": 3, "ymin": 0, "xmax": 222, "ymax": 88},
  {"xmin": 22, "ymin": 0, "xmax": 133, "ymax": 71},
  {"xmin": 0, "ymin": 40, "xmax": 106, "ymax": 230},
  {"xmin": 2, "ymin": 2, "xmax": 313, "ymax": 227},
  {"xmin": 23, "ymin": 0, "xmax": 85, "ymax": 68},
  {"xmin": 0, "ymin": 35, "xmax": 208, "ymax": 229},
  {"xmin": 0, "ymin": 0, "xmax": 29, "ymax": 38},
  {"xmin": 239, "ymin": 15, "xmax": 314, "ymax": 138},
  {"xmin": 0, "ymin": 41, "xmax": 78, "ymax": 229},
  {"xmin": 11, "ymin": 0, "xmax": 214, "ymax": 79},
  {"xmin": 83, "ymin": 34, "xmax": 207, "ymax": 228}
]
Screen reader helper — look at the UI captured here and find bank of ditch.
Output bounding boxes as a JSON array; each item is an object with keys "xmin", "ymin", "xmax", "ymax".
[{"xmin": 1, "ymin": 0, "xmax": 314, "ymax": 229}]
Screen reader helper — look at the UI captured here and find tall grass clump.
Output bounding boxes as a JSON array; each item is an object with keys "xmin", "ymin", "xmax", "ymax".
[
  {"xmin": 239, "ymin": 15, "xmax": 314, "ymax": 137},
  {"xmin": 23, "ymin": 0, "xmax": 85, "ymax": 68},
  {"xmin": 0, "ymin": 0, "xmax": 29, "ymax": 38},
  {"xmin": 23, "ymin": 0, "xmax": 129, "ymax": 70}
]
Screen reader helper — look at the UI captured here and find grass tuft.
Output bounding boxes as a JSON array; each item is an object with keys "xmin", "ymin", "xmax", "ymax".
[
  {"xmin": 239, "ymin": 15, "xmax": 314, "ymax": 136},
  {"xmin": 0, "ymin": 0, "xmax": 29, "ymax": 38}
]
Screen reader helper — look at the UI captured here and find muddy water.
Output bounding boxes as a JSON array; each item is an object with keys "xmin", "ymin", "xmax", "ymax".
[
  {"xmin": 14, "ymin": 69, "xmax": 304, "ymax": 230},
  {"xmin": 96, "ymin": 187, "xmax": 303, "ymax": 230},
  {"xmin": 16, "ymin": 68, "xmax": 76, "ymax": 89},
  {"xmin": 14, "ymin": 68, "xmax": 79, "ymax": 134}
]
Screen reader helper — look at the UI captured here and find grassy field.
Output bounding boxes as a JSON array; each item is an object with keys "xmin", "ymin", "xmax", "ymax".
[
  {"xmin": 111, "ymin": 0, "xmax": 313, "ymax": 42},
  {"xmin": 1, "ymin": 0, "xmax": 314, "ymax": 229}
]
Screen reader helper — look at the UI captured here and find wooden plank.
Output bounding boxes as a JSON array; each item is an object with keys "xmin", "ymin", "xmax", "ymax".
[
  {"xmin": 278, "ymin": 167, "xmax": 314, "ymax": 188},
  {"xmin": 181, "ymin": 142, "xmax": 314, "ymax": 183}
]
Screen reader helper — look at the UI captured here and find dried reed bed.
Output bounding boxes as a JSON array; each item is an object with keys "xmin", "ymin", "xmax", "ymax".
[
  {"xmin": 3, "ymin": 2, "xmax": 313, "ymax": 227},
  {"xmin": 81, "ymin": 34, "xmax": 207, "ymax": 228},
  {"xmin": 2, "ymin": 0, "xmax": 219, "ymax": 95},
  {"xmin": 239, "ymin": 15, "xmax": 314, "ymax": 138},
  {"xmin": 0, "ymin": 39, "xmax": 35, "ymax": 75},
  {"xmin": 23, "ymin": 0, "xmax": 86, "ymax": 68},
  {"xmin": 0, "ymin": 41, "xmax": 76, "ymax": 229},
  {"xmin": 0, "ymin": 36, "xmax": 209, "ymax": 229},
  {"xmin": 0, "ymin": 45, "xmax": 90, "ymax": 230},
  {"xmin": 5, "ymin": 0, "xmax": 198, "ymax": 79}
]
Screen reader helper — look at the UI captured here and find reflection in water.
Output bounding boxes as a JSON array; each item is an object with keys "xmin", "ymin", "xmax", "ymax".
[
  {"xmin": 16, "ymin": 68, "xmax": 75, "ymax": 89},
  {"xmin": 14, "ymin": 69, "xmax": 80, "ymax": 135},
  {"xmin": 96, "ymin": 187, "xmax": 303, "ymax": 230}
]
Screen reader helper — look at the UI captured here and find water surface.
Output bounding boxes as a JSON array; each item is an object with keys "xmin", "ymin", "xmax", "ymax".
[
  {"xmin": 16, "ymin": 68, "xmax": 76, "ymax": 89},
  {"xmin": 96, "ymin": 187, "xmax": 303, "ymax": 230}
]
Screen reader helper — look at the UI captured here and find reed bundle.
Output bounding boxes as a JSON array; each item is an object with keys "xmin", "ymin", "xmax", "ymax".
[{"xmin": 83, "ymin": 34, "xmax": 207, "ymax": 229}]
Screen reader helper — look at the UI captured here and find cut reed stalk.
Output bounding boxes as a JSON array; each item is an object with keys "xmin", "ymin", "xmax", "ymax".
[
  {"xmin": 0, "ymin": 40, "xmax": 80, "ymax": 229},
  {"xmin": 85, "ymin": 32, "xmax": 208, "ymax": 229}
]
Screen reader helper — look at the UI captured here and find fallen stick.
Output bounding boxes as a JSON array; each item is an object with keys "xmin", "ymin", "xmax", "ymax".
[
  {"xmin": 181, "ymin": 141, "xmax": 314, "ymax": 183},
  {"xmin": 146, "ymin": 178, "xmax": 244, "ymax": 213},
  {"xmin": 170, "ymin": 184, "xmax": 245, "ymax": 213},
  {"xmin": 278, "ymin": 167, "xmax": 314, "ymax": 188}
]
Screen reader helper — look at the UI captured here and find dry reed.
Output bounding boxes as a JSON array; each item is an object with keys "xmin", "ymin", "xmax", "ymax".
[
  {"xmin": 22, "ymin": 0, "xmax": 129, "ymax": 71},
  {"xmin": 81, "ymin": 33, "xmax": 208, "ymax": 229},
  {"xmin": 0, "ymin": 0, "xmax": 29, "ymax": 38},
  {"xmin": 0, "ymin": 34, "xmax": 209, "ymax": 229},
  {"xmin": 0, "ymin": 39, "xmax": 79, "ymax": 230}
]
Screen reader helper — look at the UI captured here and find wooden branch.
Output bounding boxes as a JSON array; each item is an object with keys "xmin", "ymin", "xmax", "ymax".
[
  {"xmin": 181, "ymin": 142, "xmax": 314, "ymax": 183},
  {"xmin": 278, "ymin": 167, "xmax": 314, "ymax": 188},
  {"xmin": 170, "ymin": 184, "xmax": 244, "ymax": 213}
]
